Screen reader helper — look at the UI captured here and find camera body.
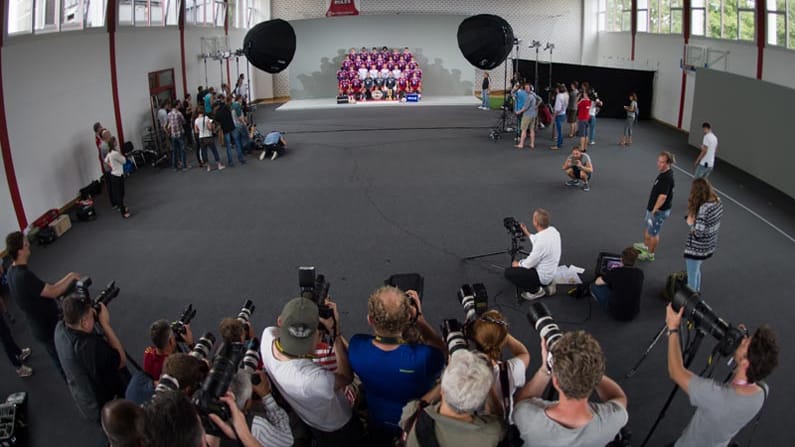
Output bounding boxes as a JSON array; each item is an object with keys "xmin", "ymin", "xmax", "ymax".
[
  {"xmin": 298, "ymin": 266, "xmax": 333, "ymax": 319},
  {"xmin": 503, "ymin": 217, "xmax": 525, "ymax": 241},
  {"xmin": 74, "ymin": 277, "xmax": 120, "ymax": 309},
  {"xmin": 171, "ymin": 304, "xmax": 197, "ymax": 341},
  {"xmin": 193, "ymin": 341, "xmax": 247, "ymax": 435}
]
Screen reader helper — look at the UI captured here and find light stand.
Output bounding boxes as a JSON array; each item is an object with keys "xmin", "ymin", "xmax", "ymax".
[
  {"xmin": 544, "ymin": 42, "xmax": 555, "ymax": 103},
  {"xmin": 529, "ymin": 40, "xmax": 541, "ymax": 93}
]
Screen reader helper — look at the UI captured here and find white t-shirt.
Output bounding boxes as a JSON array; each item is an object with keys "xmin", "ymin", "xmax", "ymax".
[
  {"xmin": 369, "ymin": 68, "xmax": 379, "ymax": 79},
  {"xmin": 104, "ymin": 150, "xmax": 126, "ymax": 177},
  {"xmin": 157, "ymin": 108, "xmax": 168, "ymax": 128},
  {"xmin": 519, "ymin": 226, "xmax": 562, "ymax": 285},
  {"xmin": 392, "ymin": 68, "xmax": 402, "ymax": 79},
  {"xmin": 194, "ymin": 116, "xmax": 214, "ymax": 139},
  {"xmin": 357, "ymin": 67, "xmax": 368, "ymax": 80},
  {"xmin": 260, "ymin": 327, "xmax": 352, "ymax": 432},
  {"xmin": 701, "ymin": 132, "xmax": 718, "ymax": 167},
  {"xmin": 554, "ymin": 92, "xmax": 569, "ymax": 116},
  {"xmin": 492, "ymin": 357, "xmax": 527, "ymax": 424}
]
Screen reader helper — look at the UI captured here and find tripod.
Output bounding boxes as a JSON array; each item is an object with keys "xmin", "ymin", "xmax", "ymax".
[
  {"xmin": 465, "ymin": 234, "xmax": 529, "ymax": 302},
  {"xmin": 639, "ymin": 328, "xmax": 707, "ymax": 447}
]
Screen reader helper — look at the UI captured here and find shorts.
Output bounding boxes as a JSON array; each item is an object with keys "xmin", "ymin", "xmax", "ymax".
[
  {"xmin": 566, "ymin": 109, "xmax": 577, "ymax": 123},
  {"xmin": 577, "ymin": 120, "xmax": 589, "ymax": 137},
  {"xmin": 644, "ymin": 209, "xmax": 671, "ymax": 236},
  {"xmin": 521, "ymin": 115, "xmax": 537, "ymax": 131}
]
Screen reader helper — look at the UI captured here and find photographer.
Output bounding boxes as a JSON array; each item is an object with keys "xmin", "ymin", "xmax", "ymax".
[
  {"xmin": 144, "ymin": 319, "xmax": 194, "ymax": 380},
  {"xmin": 562, "ymin": 146, "xmax": 594, "ymax": 192},
  {"xmin": 226, "ymin": 370, "xmax": 293, "ymax": 447},
  {"xmin": 220, "ymin": 316, "xmax": 253, "ymax": 344},
  {"xmin": 55, "ymin": 295, "xmax": 128, "ymax": 422},
  {"xmin": 664, "ymin": 305, "xmax": 779, "ymax": 447},
  {"xmin": 258, "ymin": 131, "xmax": 287, "ymax": 161},
  {"xmin": 143, "ymin": 390, "xmax": 262, "ymax": 447},
  {"xmin": 101, "ymin": 399, "xmax": 145, "ymax": 447},
  {"xmin": 260, "ymin": 297, "xmax": 364, "ymax": 447},
  {"xmin": 5, "ymin": 231, "xmax": 80, "ymax": 378},
  {"xmin": 400, "ymin": 349, "xmax": 505, "ymax": 447},
  {"xmin": 469, "ymin": 310, "xmax": 530, "ymax": 421},
  {"xmin": 590, "ymin": 247, "xmax": 645, "ymax": 322},
  {"xmin": 503, "ymin": 209, "xmax": 561, "ymax": 301},
  {"xmin": 513, "ymin": 331, "xmax": 628, "ymax": 446},
  {"xmin": 348, "ymin": 286, "xmax": 446, "ymax": 444}
]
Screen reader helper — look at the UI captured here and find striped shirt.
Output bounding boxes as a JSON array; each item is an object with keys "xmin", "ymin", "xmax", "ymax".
[
  {"xmin": 250, "ymin": 395, "xmax": 294, "ymax": 447},
  {"xmin": 684, "ymin": 200, "xmax": 723, "ymax": 260}
]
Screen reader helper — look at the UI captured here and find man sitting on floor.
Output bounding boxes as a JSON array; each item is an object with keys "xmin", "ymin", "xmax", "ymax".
[
  {"xmin": 589, "ymin": 247, "xmax": 644, "ymax": 322},
  {"xmin": 503, "ymin": 209, "xmax": 561, "ymax": 300}
]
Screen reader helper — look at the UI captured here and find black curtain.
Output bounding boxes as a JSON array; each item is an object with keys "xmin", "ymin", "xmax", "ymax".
[{"xmin": 511, "ymin": 60, "xmax": 655, "ymax": 120}]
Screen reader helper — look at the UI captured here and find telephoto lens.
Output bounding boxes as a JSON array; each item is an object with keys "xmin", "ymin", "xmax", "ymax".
[
  {"xmin": 671, "ymin": 287, "xmax": 744, "ymax": 356},
  {"xmin": 193, "ymin": 342, "xmax": 247, "ymax": 434},
  {"xmin": 237, "ymin": 299, "xmax": 256, "ymax": 325},
  {"xmin": 527, "ymin": 302, "xmax": 563, "ymax": 350},
  {"xmin": 94, "ymin": 281, "xmax": 120, "ymax": 307},
  {"xmin": 241, "ymin": 337, "xmax": 261, "ymax": 372},
  {"xmin": 190, "ymin": 332, "xmax": 216, "ymax": 361},
  {"xmin": 442, "ymin": 319, "xmax": 469, "ymax": 356},
  {"xmin": 457, "ymin": 284, "xmax": 477, "ymax": 322},
  {"xmin": 154, "ymin": 374, "xmax": 180, "ymax": 394}
]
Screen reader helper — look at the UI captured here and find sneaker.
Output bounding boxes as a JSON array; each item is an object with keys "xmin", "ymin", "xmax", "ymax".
[
  {"xmin": 550, "ymin": 146, "xmax": 560, "ymax": 150},
  {"xmin": 206, "ymin": 165, "xmax": 211, "ymax": 172},
  {"xmin": 16, "ymin": 365, "xmax": 33, "ymax": 378},
  {"xmin": 259, "ymin": 151, "xmax": 267, "ymax": 161},
  {"xmin": 543, "ymin": 283, "xmax": 557, "ymax": 296},
  {"xmin": 271, "ymin": 152, "xmax": 279, "ymax": 161},
  {"xmin": 633, "ymin": 242, "xmax": 648, "ymax": 252},
  {"xmin": 582, "ymin": 182, "xmax": 590, "ymax": 192},
  {"xmin": 637, "ymin": 251, "xmax": 655, "ymax": 262},
  {"xmin": 565, "ymin": 179, "xmax": 580, "ymax": 187},
  {"xmin": 17, "ymin": 347, "xmax": 31, "ymax": 362},
  {"xmin": 521, "ymin": 288, "xmax": 547, "ymax": 301},
  {"xmin": 217, "ymin": 163, "xmax": 226, "ymax": 171},
  {"xmin": 590, "ymin": 141, "xmax": 595, "ymax": 145}
]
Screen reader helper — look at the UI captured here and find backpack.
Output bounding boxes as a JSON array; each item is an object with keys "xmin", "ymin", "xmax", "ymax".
[{"xmin": 538, "ymin": 104, "xmax": 553, "ymax": 126}]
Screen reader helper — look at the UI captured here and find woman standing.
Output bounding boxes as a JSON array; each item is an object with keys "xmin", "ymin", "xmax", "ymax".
[
  {"xmin": 684, "ymin": 178, "xmax": 723, "ymax": 292},
  {"xmin": 620, "ymin": 92, "xmax": 637, "ymax": 146},
  {"xmin": 104, "ymin": 137, "xmax": 130, "ymax": 218},
  {"xmin": 194, "ymin": 107, "xmax": 224, "ymax": 172}
]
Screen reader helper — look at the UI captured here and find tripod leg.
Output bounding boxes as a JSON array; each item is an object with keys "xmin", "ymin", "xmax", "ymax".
[
  {"xmin": 625, "ymin": 324, "xmax": 667, "ymax": 378},
  {"xmin": 464, "ymin": 250, "xmax": 514, "ymax": 261}
]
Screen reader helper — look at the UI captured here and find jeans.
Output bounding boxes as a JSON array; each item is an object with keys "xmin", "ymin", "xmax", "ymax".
[
  {"xmin": 233, "ymin": 126, "xmax": 251, "ymax": 153},
  {"xmin": 588, "ymin": 115, "xmax": 596, "ymax": 142},
  {"xmin": 482, "ymin": 90, "xmax": 489, "ymax": 108},
  {"xmin": 590, "ymin": 283, "xmax": 612, "ymax": 313},
  {"xmin": 170, "ymin": 135, "xmax": 186, "ymax": 169},
  {"xmin": 199, "ymin": 138, "xmax": 221, "ymax": 163},
  {"xmin": 0, "ymin": 316, "xmax": 23, "ymax": 367},
  {"xmin": 223, "ymin": 132, "xmax": 245, "ymax": 165},
  {"xmin": 41, "ymin": 334, "xmax": 66, "ymax": 380},
  {"xmin": 686, "ymin": 258, "xmax": 703, "ymax": 292},
  {"xmin": 555, "ymin": 114, "xmax": 565, "ymax": 147},
  {"xmin": 694, "ymin": 163, "xmax": 713, "ymax": 179}
]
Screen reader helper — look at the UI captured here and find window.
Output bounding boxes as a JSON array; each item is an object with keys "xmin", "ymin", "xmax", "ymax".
[
  {"xmin": 638, "ymin": 1, "xmax": 683, "ymax": 33},
  {"xmin": 671, "ymin": 0, "xmax": 684, "ymax": 33},
  {"xmin": 35, "ymin": 0, "xmax": 60, "ymax": 32},
  {"xmin": 597, "ymin": 0, "xmax": 630, "ymax": 31},
  {"xmin": 8, "ymin": 0, "xmax": 34, "ymax": 34},
  {"xmin": 7, "ymin": 0, "xmax": 105, "ymax": 33},
  {"xmin": 693, "ymin": 0, "xmax": 707, "ymax": 35},
  {"xmin": 213, "ymin": 0, "xmax": 227, "ymax": 27},
  {"xmin": 117, "ymin": 0, "xmax": 180, "ymax": 26},
  {"xmin": 638, "ymin": 0, "xmax": 650, "ymax": 32},
  {"xmin": 186, "ymin": 0, "xmax": 219, "ymax": 26},
  {"xmin": 703, "ymin": 0, "xmax": 756, "ymax": 40},
  {"xmin": 85, "ymin": 0, "xmax": 106, "ymax": 27}
]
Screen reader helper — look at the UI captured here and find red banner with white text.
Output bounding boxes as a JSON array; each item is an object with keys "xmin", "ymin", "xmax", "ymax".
[{"xmin": 326, "ymin": 0, "xmax": 360, "ymax": 17}]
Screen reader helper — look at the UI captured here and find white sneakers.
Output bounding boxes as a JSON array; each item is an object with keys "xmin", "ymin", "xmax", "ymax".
[{"xmin": 520, "ymin": 283, "xmax": 557, "ymax": 301}]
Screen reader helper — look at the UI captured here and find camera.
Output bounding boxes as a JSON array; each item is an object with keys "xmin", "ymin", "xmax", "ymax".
[
  {"xmin": 171, "ymin": 304, "xmax": 197, "ymax": 341},
  {"xmin": 503, "ymin": 217, "xmax": 525, "ymax": 240},
  {"xmin": 190, "ymin": 332, "xmax": 216, "ymax": 362},
  {"xmin": 237, "ymin": 299, "xmax": 256, "ymax": 328},
  {"xmin": 154, "ymin": 374, "xmax": 180, "ymax": 394},
  {"xmin": 74, "ymin": 277, "xmax": 120, "ymax": 309},
  {"xmin": 457, "ymin": 283, "xmax": 489, "ymax": 323},
  {"xmin": 527, "ymin": 302, "xmax": 563, "ymax": 351},
  {"xmin": 298, "ymin": 266, "xmax": 333, "ymax": 319},
  {"xmin": 240, "ymin": 337, "xmax": 262, "ymax": 385},
  {"xmin": 192, "ymin": 341, "xmax": 247, "ymax": 434},
  {"xmin": 671, "ymin": 286, "xmax": 745, "ymax": 357},
  {"xmin": 441, "ymin": 319, "xmax": 468, "ymax": 357}
]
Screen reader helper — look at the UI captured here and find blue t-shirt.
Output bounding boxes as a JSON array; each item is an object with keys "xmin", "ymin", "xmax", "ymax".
[
  {"xmin": 264, "ymin": 132, "xmax": 282, "ymax": 145},
  {"xmin": 514, "ymin": 89, "xmax": 528, "ymax": 113},
  {"xmin": 348, "ymin": 334, "xmax": 445, "ymax": 433},
  {"xmin": 204, "ymin": 94, "xmax": 212, "ymax": 114}
]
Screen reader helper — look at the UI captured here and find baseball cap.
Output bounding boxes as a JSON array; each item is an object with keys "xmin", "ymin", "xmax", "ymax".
[{"xmin": 278, "ymin": 297, "xmax": 319, "ymax": 356}]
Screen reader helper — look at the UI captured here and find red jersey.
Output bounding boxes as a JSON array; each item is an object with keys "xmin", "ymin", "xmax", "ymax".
[
  {"xmin": 341, "ymin": 59, "xmax": 351, "ymax": 70},
  {"xmin": 143, "ymin": 347, "xmax": 168, "ymax": 379},
  {"xmin": 397, "ymin": 78, "xmax": 408, "ymax": 90},
  {"xmin": 577, "ymin": 98, "xmax": 592, "ymax": 121},
  {"xmin": 351, "ymin": 78, "xmax": 362, "ymax": 89},
  {"xmin": 339, "ymin": 79, "xmax": 351, "ymax": 90},
  {"xmin": 409, "ymin": 78, "xmax": 421, "ymax": 89}
]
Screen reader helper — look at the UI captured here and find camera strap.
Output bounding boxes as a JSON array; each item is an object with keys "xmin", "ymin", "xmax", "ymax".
[
  {"xmin": 274, "ymin": 339, "xmax": 314, "ymax": 359},
  {"xmin": 498, "ymin": 361, "xmax": 512, "ymax": 422}
]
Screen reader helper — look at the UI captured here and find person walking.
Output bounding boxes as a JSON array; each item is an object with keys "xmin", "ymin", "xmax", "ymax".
[
  {"xmin": 694, "ymin": 122, "xmax": 718, "ymax": 178},
  {"xmin": 194, "ymin": 108, "xmax": 225, "ymax": 172},
  {"xmin": 104, "ymin": 137, "xmax": 130, "ymax": 219},
  {"xmin": 620, "ymin": 93, "xmax": 638, "ymax": 146}
]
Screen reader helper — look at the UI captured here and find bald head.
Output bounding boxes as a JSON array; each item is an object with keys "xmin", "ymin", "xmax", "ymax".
[{"xmin": 367, "ymin": 286, "xmax": 411, "ymax": 336}]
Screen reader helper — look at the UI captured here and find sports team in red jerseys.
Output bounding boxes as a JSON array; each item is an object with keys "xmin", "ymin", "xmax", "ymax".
[{"xmin": 337, "ymin": 46, "xmax": 422, "ymax": 102}]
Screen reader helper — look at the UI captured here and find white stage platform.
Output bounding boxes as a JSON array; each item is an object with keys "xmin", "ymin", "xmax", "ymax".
[{"xmin": 276, "ymin": 95, "xmax": 480, "ymax": 111}]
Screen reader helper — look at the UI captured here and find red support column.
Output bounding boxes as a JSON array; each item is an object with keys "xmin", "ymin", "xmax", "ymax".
[
  {"xmin": 179, "ymin": 0, "xmax": 188, "ymax": 96},
  {"xmin": 755, "ymin": 0, "xmax": 765, "ymax": 79},
  {"xmin": 224, "ymin": 0, "xmax": 231, "ymax": 87},
  {"xmin": 107, "ymin": 1, "xmax": 125, "ymax": 145},
  {"xmin": 631, "ymin": 0, "xmax": 638, "ymax": 61},
  {"xmin": 0, "ymin": 1, "xmax": 28, "ymax": 228},
  {"xmin": 677, "ymin": 0, "xmax": 692, "ymax": 129}
]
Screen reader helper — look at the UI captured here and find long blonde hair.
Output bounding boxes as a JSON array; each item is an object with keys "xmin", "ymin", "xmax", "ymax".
[
  {"xmin": 687, "ymin": 178, "xmax": 719, "ymax": 216},
  {"xmin": 469, "ymin": 310, "xmax": 509, "ymax": 362}
]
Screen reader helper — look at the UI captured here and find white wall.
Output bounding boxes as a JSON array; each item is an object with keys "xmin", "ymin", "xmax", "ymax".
[
  {"xmin": 0, "ymin": 143, "xmax": 18, "ymax": 233},
  {"xmin": 2, "ymin": 30, "xmax": 115, "ymax": 226},
  {"xmin": 271, "ymin": 0, "xmax": 584, "ymax": 97}
]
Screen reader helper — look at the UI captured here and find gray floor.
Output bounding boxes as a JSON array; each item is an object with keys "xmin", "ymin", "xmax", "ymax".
[{"xmin": 2, "ymin": 104, "xmax": 793, "ymax": 446}]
